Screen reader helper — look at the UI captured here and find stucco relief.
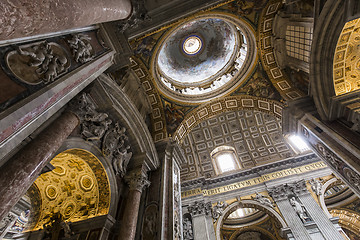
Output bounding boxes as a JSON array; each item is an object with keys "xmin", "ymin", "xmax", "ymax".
[
  {"xmin": 6, "ymin": 41, "xmax": 70, "ymax": 84},
  {"xmin": 67, "ymin": 34, "xmax": 94, "ymax": 63},
  {"xmin": 70, "ymin": 93, "xmax": 133, "ymax": 177},
  {"xmin": 252, "ymin": 192, "xmax": 274, "ymax": 208}
]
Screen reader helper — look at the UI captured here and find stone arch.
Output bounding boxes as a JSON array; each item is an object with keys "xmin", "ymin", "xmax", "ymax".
[
  {"xmin": 215, "ymin": 199, "xmax": 287, "ymax": 240},
  {"xmin": 319, "ymin": 177, "xmax": 338, "ymax": 218},
  {"xmin": 319, "ymin": 177, "xmax": 357, "ymax": 219},
  {"xmin": 310, "ymin": 0, "xmax": 345, "ymax": 119},
  {"xmin": 93, "ymin": 74, "xmax": 159, "ymax": 170},
  {"xmin": 174, "ymin": 95, "xmax": 284, "ymax": 143}
]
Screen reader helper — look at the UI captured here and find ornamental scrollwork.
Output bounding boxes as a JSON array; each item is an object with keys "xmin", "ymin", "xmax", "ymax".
[
  {"xmin": 124, "ymin": 171, "xmax": 150, "ymax": 192},
  {"xmin": 316, "ymin": 142, "xmax": 360, "ymax": 193}
]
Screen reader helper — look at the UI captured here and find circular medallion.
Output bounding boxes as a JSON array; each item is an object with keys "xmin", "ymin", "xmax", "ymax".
[
  {"xmin": 80, "ymin": 175, "xmax": 94, "ymax": 191},
  {"xmin": 62, "ymin": 200, "xmax": 76, "ymax": 219},
  {"xmin": 183, "ymin": 36, "xmax": 202, "ymax": 55},
  {"xmin": 45, "ymin": 185, "xmax": 58, "ymax": 200}
]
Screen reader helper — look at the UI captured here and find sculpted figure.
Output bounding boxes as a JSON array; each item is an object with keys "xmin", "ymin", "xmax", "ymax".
[
  {"xmin": 183, "ymin": 217, "xmax": 194, "ymax": 240},
  {"xmin": 212, "ymin": 201, "xmax": 228, "ymax": 220},
  {"xmin": 289, "ymin": 196, "xmax": 310, "ymax": 223},
  {"xmin": 17, "ymin": 41, "xmax": 50, "ymax": 67},
  {"xmin": 112, "ymin": 145, "xmax": 132, "ymax": 177},
  {"xmin": 309, "ymin": 179, "xmax": 323, "ymax": 196},
  {"xmin": 252, "ymin": 191, "xmax": 274, "ymax": 208},
  {"xmin": 81, "ymin": 113, "xmax": 112, "ymax": 141},
  {"xmin": 67, "ymin": 34, "xmax": 94, "ymax": 63},
  {"xmin": 102, "ymin": 123, "xmax": 125, "ymax": 156}
]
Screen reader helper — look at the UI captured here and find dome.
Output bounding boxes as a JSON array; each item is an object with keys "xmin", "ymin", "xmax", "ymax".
[
  {"xmin": 157, "ymin": 18, "xmax": 238, "ymax": 85},
  {"xmin": 151, "ymin": 14, "xmax": 257, "ymax": 103}
]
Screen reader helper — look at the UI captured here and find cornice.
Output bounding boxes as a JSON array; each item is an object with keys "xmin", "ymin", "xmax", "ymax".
[{"xmin": 181, "ymin": 153, "xmax": 318, "ymax": 189}]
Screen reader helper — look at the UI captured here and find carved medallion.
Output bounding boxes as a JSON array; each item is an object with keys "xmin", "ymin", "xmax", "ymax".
[{"xmin": 6, "ymin": 41, "xmax": 70, "ymax": 85}]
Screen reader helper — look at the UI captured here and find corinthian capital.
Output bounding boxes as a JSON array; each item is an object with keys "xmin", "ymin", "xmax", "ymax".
[
  {"xmin": 124, "ymin": 170, "xmax": 150, "ymax": 192},
  {"xmin": 268, "ymin": 180, "xmax": 309, "ymax": 201}
]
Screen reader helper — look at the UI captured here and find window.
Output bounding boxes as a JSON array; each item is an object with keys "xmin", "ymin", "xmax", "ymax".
[
  {"xmin": 211, "ymin": 146, "xmax": 241, "ymax": 174},
  {"xmin": 287, "ymin": 134, "xmax": 310, "ymax": 153},
  {"xmin": 285, "ymin": 25, "xmax": 313, "ymax": 62}
]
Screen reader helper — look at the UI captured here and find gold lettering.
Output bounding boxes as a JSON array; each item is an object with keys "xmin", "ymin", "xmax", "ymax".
[{"xmin": 181, "ymin": 162, "xmax": 326, "ymax": 198}]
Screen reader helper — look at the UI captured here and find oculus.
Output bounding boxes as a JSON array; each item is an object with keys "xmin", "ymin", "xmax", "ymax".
[{"xmin": 182, "ymin": 35, "xmax": 202, "ymax": 55}]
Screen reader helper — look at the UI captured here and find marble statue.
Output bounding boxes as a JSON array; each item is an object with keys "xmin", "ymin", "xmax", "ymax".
[
  {"xmin": 112, "ymin": 145, "xmax": 132, "ymax": 177},
  {"xmin": 252, "ymin": 191, "xmax": 274, "ymax": 208},
  {"xmin": 81, "ymin": 113, "xmax": 112, "ymax": 141},
  {"xmin": 289, "ymin": 196, "xmax": 310, "ymax": 223},
  {"xmin": 309, "ymin": 178, "xmax": 323, "ymax": 196},
  {"xmin": 183, "ymin": 217, "xmax": 194, "ymax": 240}
]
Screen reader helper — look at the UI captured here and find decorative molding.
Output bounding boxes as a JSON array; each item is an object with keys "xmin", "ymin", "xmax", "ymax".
[
  {"xmin": 258, "ymin": 0, "xmax": 305, "ymax": 100},
  {"xmin": 129, "ymin": 57, "xmax": 167, "ymax": 142},
  {"xmin": 315, "ymin": 142, "xmax": 360, "ymax": 194},
  {"xmin": 181, "ymin": 153, "xmax": 318, "ymax": 189}
]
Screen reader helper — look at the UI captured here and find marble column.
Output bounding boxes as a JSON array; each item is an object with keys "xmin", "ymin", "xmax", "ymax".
[
  {"xmin": 157, "ymin": 140, "xmax": 186, "ymax": 239},
  {"xmin": 0, "ymin": 0, "xmax": 132, "ymax": 41},
  {"xmin": 118, "ymin": 170, "xmax": 150, "ymax": 240},
  {"xmin": 0, "ymin": 111, "xmax": 79, "ymax": 221},
  {"xmin": 188, "ymin": 201, "xmax": 216, "ymax": 240},
  {"xmin": 268, "ymin": 184, "xmax": 313, "ymax": 240}
]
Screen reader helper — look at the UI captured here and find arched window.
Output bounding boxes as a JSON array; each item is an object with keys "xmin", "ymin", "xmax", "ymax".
[{"xmin": 211, "ymin": 146, "xmax": 241, "ymax": 174}]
